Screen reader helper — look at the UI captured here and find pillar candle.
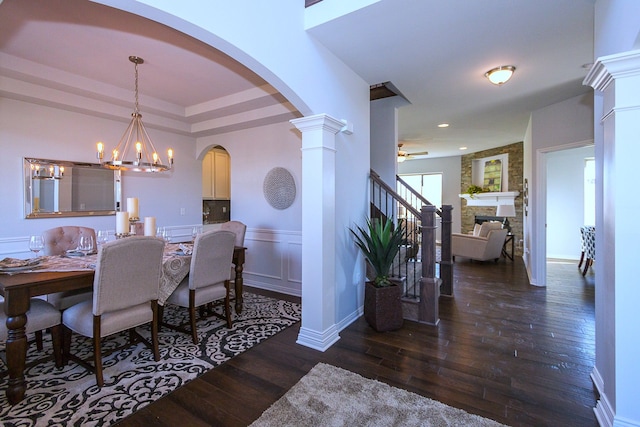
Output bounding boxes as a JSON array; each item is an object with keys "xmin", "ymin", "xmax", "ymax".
[
  {"xmin": 127, "ymin": 197, "xmax": 139, "ymax": 219},
  {"xmin": 144, "ymin": 217, "xmax": 156, "ymax": 236},
  {"xmin": 116, "ymin": 211, "xmax": 129, "ymax": 234}
]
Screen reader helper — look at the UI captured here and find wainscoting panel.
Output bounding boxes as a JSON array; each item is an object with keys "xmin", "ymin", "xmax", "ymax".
[
  {"xmin": 0, "ymin": 228, "xmax": 303, "ymax": 297},
  {"xmin": 243, "ymin": 228, "xmax": 302, "ymax": 297}
]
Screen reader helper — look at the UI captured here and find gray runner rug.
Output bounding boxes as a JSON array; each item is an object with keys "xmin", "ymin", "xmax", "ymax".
[
  {"xmin": 0, "ymin": 292, "xmax": 300, "ymax": 426},
  {"xmin": 250, "ymin": 363, "xmax": 508, "ymax": 427}
]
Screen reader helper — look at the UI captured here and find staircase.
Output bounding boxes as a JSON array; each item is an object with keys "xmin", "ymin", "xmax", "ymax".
[{"xmin": 369, "ymin": 170, "xmax": 453, "ymax": 325}]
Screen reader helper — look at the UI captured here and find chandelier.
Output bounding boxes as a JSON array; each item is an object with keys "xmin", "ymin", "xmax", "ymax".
[{"xmin": 96, "ymin": 56, "xmax": 173, "ymax": 172}]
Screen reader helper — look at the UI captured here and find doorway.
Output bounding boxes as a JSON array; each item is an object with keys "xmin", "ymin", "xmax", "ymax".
[
  {"xmin": 202, "ymin": 145, "xmax": 231, "ymax": 224},
  {"xmin": 542, "ymin": 143, "xmax": 595, "ymax": 285}
]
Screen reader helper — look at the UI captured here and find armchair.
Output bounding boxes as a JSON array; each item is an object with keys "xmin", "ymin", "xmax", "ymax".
[{"xmin": 452, "ymin": 221, "xmax": 508, "ymax": 262}]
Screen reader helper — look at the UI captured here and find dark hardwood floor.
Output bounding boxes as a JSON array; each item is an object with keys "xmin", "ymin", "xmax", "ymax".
[{"xmin": 117, "ymin": 257, "xmax": 597, "ymax": 427}]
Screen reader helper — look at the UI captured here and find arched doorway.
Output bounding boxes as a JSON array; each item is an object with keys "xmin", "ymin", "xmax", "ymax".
[{"xmin": 202, "ymin": 145, "xmax": 231, "ymax": 224}]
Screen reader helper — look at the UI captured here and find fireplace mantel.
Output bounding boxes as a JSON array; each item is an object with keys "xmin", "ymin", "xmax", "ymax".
[{"xmin": 459, "ymin": 191, "xmax": 519, "ymax": 207}]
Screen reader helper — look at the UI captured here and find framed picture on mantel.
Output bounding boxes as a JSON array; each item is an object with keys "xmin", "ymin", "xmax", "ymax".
[{"xmin": 483, "ymin": 159, "xmax": 502, "ymax": 192}]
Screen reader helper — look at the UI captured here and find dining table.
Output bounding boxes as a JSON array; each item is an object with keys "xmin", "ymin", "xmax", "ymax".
[{"xmin": 0, "ymin": 242, "xmax": 246, "ymax": 405}]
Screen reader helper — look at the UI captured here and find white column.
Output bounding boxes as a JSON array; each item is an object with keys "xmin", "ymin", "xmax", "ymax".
[
  {"xmin": 290, "ymin": 114, "xmax": 344, "ymax": 351},
  {"xmin": 584, "ymin": 50, "xmax": 640, "ymax": 427}
]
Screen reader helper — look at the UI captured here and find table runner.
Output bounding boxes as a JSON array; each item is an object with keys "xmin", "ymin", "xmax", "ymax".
[{"xmin": 2, "ymin": 243, "xmax": 191, "ymax": 305}]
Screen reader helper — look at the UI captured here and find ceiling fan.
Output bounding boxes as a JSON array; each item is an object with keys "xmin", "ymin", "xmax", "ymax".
[{"xmin": 397, "ymin": 144, "xmax": 428, "ymax": 162}]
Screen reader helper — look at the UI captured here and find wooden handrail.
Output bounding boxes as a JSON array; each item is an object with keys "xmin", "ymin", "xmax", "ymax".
[
  {"xmin": 395, "ymin": 174, "xmax": 443, "ymax": 217},
  {"xmin": 370, "ymin": 170, "xmax": 420, "ymax": 218}
]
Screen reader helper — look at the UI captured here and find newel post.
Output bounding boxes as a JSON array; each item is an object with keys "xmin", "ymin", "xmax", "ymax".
[{"xmin": 419, "ymin": 204, "xmax": 440, "ymax": 325}]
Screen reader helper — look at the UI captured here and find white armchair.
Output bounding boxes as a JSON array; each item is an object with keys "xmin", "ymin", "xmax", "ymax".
[{"xmin": 452, "ymin": 221, "xmax": 508, "ymax": 262}]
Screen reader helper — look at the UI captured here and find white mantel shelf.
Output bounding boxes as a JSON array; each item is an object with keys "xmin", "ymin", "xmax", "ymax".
[{"xmin": 459, "ymin": 191, "xmax": 519, "ymax": 207}]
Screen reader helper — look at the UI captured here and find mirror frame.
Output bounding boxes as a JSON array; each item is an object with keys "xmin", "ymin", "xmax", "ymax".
[{"xmin": 24, "ymin": 157, "xmax": 121, "ymax": 219}]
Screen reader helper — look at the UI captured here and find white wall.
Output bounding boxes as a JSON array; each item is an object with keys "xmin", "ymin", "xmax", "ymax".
[
  {"xmin": 397, "ymin": 156, "xmax": 462, "ymax": 234},
  {"xmin": 527, "ymin": 93, "xmax": 594, "ymax": 286},
  {"xmin": 546, "ymin": 145, "xmax": 594, "ymax": 260},
  {"xmin": 0, "ymin": 98, "xmax": 199, "ymax": 258},
  {"xmin": 198, "ymin": 121, "xmax": 303, "ymax": 296}
]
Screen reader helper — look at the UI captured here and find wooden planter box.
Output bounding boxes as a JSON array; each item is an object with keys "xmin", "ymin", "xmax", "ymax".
[{"xmin": 364, "ymin": 281, "xmax": 403, "ymax": 332}]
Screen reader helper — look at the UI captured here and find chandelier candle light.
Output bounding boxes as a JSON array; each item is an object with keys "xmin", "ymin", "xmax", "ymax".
[{"xmin": 96, "ymin": 56, "xmax": 174, "ymax": 172}]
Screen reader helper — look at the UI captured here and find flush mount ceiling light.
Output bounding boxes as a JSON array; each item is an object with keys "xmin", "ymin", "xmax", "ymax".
[
  {"xmin": 484, "ymin": 65, "xmax": 516, "ymax": 85},
  {"xmin": 96, "ymin": 56, "xmax": 173, "ymax": 172}
]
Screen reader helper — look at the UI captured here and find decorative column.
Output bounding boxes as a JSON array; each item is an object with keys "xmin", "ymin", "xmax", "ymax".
[
  {"xmin": 290, "ymin": 114, "xmax": 345, "ymax": 351},
  {"xmin": 584, "ymin": 50, "xmax": 640, "ymax": 426}
]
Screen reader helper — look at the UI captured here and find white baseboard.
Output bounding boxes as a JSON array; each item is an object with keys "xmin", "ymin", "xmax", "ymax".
[{"xmin": 296, "ymin": 325, "xmax": 340, "ymax": 352}]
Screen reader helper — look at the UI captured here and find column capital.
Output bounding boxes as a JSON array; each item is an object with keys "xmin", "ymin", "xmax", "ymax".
[
  {"xmin": 290, "ymin": 114, "xmax": 345, "ymax": 134},
  {"xmin": 584, "ymin": 49, "xmax": 640, "ymax": 92}
]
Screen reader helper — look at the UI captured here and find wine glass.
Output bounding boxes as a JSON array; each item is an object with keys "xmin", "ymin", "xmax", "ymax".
[
  {"xmin": 29, "ymin": 235, "xmax": 44, "ymax": 258},
  {"xmin": 96, "ymin": 230, "xmax": 108, "ymax": 247},
  {"xmin": 164, "ymin": 229, "xmax": 173, "ymax": 243},
  {"xmin": 78, "ymin": 235, "xmax": 94, "ymax": 257}
]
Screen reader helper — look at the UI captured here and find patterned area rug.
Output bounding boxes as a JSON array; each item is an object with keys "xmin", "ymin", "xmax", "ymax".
[
  {"xmin": 0, "ymin": 292, "xmax": 300, "ymax": 426},
  {"xmin": 250, "ymin": 363, "xmax": 507, "ymax": 427}
]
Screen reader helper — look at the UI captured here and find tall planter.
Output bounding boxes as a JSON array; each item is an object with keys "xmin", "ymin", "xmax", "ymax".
[{"xmin": 364, "ymin": 281, "xmax": 403, "ymax": 332}]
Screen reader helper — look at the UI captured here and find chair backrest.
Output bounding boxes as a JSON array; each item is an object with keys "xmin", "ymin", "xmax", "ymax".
[
  {"xmin": 209, "ymin": 221, "xmax": 246, "ymax": 247},
  {"xmin": 189, "ymin": 230, "xmax": 236, "ymax": 290},
  {"xmin": 484, "ymin": 229, "xmax": 509, "ymax": 258},
  {"xmin": 43, "ymin": 226, "xmax": 96, "ymax": 256},
  {"xmin": 476, "ymin": 221, "xmax": 503, "ymax": 237},
  {"xmin": 92, "ymin": 236, "xmax": 165, "ymax": 316}
]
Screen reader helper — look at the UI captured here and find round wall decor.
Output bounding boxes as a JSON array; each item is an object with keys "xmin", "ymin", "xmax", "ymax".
[{"xmin": 263, "ymin": 167, "xmax": 296, "ymax": 210}]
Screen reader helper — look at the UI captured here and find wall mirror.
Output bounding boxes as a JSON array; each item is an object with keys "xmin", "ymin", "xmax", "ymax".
[{"xmin": 24, "ymin": 157, "xmax": 121, "ymax": 218}]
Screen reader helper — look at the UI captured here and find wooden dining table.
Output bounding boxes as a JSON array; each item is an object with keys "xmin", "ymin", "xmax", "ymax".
[{"xmin": 0, "ymin": 243, "xmax": 246, "ymax": 405}]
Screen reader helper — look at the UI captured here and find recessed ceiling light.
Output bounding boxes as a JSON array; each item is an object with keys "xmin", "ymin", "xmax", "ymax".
[
  {"xmin": 459, "ymin": 146, "xmax": 468, "ymax": 150},
  {"xmin": 438, "ymin": 123, "xmax": 449, "ymax": 128}
]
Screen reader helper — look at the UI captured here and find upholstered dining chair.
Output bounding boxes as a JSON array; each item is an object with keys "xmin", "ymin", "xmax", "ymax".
[
  {"xmin": 1, "ymin": 298, "xmax": 63, "ymax": 371},
  {"xmin": 163, "ymin": 229, "xmax": 236, "ymax": 344},
  {"xmin": 61, "ymin": 236, "xmax": 165, "ymax": 387},
  {"xmin": 221, "ymin": 220, "xmax": 246, "ymax": 247},
  {"xmin": 42, "ymin": 226, "xmax": 97, "ymax": 310}
]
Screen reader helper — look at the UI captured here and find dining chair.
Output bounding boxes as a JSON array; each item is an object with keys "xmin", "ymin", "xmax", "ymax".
[
  {"xmin": 221, "ymin": 221, "xmax": 246, "ymax": 247},
  {"xmin": 163, "ymin": 230, "xmax": 236, "ymax": 344},
  {"xmin": 61, "ymin": 236, "xmax": 165, "ymax": 387},
  {"xmin": 42, "ymin": 226, "xmax": 97, "ymax": 310},
  {"xmin": 1, "ymin": 298, "xmax": 63, "ymax": 372}
]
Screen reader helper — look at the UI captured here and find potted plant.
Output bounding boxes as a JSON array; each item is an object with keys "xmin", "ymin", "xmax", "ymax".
[{"xmin": 350, "ymin": 217, "xmax": 405, "ymax": 332}]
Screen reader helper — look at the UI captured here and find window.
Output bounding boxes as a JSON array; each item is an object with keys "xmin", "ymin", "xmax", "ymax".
[{"xmin": 398, "ymin": 173, "xmax": 442, "ymax": 208}]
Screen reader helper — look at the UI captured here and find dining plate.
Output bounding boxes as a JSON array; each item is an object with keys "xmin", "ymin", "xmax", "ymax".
[
  {"xmin": 0, "ymin": 257, "xmax": 42, "ymax": 270},
  {"xmin": 172, "ymin": 250, "xmax": 191, "ymax": 256}
]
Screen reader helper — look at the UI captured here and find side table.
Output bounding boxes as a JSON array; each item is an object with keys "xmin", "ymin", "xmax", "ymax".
[{"xmin": 502, "ymin": 233, "xmax": 514, "ymax": 261}]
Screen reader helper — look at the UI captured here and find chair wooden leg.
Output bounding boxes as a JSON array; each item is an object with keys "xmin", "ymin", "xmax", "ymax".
[
  {"xmin": 50, "ymin": 325, "xmax": 63, "ymax": 368},
  {"xmin": 93, "ymin": 315, "xmax": 104, "ymax": 387},
  {"xmin": 62, "ymin": 325, "xmax": 72, "ymax": 365},
  {"xmin": 189, "ymin": 290, "xmax": 198, "ymax": 345},
  {"xmin": 582, "ymin": 258, "xmax": 592, "ymax": 276},
  {"xmin": 151, "ymin": 301, "xmax": 160, "ymax": 361},
  {"xmin": 578, "ymin": 251, "xmax": 585, "ymax": 269},
  {"xmin": 35, "ymin": 330, "xmax": 44, "ymax": 351},
  {"xmin": 157, "ymin": 304, "xmax": 164, "ymax": 332},
  {"xmin": 224, "ymin": 280, "xmax": 232, "ymax": 328}
]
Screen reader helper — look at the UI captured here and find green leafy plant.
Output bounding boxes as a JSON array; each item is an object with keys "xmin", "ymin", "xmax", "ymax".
[
  {"xmin": 349, "ymin": 217, "xmax": 405, "ymax": 287},
  {"xmin": 465, "ymin": 184, "xmax": 490, "ymax": 197}
]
